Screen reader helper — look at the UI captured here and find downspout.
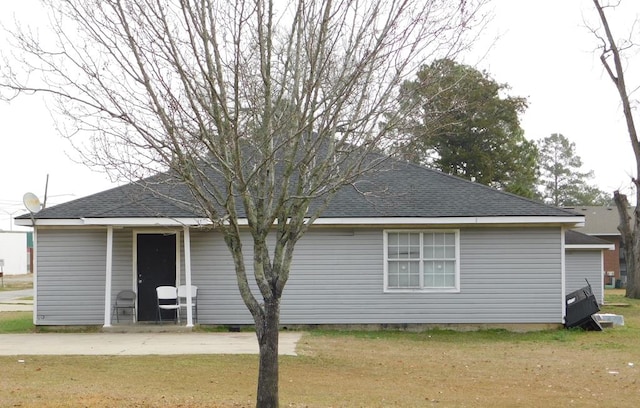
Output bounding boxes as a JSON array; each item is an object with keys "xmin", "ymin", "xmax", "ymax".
[
  {"xmin": 560, "ymin": 226, "xmax": 566, "ymax": 324},
  {"xmin": 600, "ymin": 250, "xmax": 606, "ymax": 304},
  {"xmin": 32, "ymin": 228, "xmax": 38, "ymax": 325}
]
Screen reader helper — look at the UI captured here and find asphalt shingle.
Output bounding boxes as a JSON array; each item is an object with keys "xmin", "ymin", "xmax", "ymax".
[{"xmin": 17, "ymin": 158, "xmax": 580, "ymax": 221}]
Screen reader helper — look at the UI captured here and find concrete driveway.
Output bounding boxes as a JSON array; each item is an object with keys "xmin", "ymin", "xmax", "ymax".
[
  {"xmin": 0, "ymin": 332, "xmax": 302, "ymax": 356},
  {"xmin": 1, "ymin": 275, "xmax": 302, "ymax": 356},
  {"xmin": 0, "ymin": 288, "xmax": 33, "ymax": 311}
]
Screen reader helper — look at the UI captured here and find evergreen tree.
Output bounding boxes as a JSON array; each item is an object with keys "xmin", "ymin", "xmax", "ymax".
[
  {"xmin": 393, "ymin": 58, "xmax": 538, "ymax": 198},
  {"xmin": 537, "ymin": 133, "xmax": 610, "ymax": 206}
]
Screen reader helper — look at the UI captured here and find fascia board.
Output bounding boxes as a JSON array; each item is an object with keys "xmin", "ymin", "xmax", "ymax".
[
  {"xmin": 15, "ymin": 217, "xmax": 220, "ymax": 227},
  {"xmin": 311, "ymin": 216, "xmax": 585, "ymax": 226},
  {"xmin": 566, "ymin": 244, "xmax": 615, "ymax": 250},
  {"xmin": 17, "ymin": 215, "xmax": 585, "ymax": 227}
]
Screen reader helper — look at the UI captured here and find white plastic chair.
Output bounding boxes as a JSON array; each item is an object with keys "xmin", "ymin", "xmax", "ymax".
[
  {"xmin": 178, "ymin": 285, "xmax": 198, "ymax": 323},
  {"xmin": 156, "ymin": 286, "xmax": 180, "ymax": 324}
]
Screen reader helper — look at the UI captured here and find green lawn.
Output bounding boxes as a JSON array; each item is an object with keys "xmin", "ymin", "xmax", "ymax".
[{"xmin": 0, "ymin": 311, "xmax": 33, "ymax": 333}]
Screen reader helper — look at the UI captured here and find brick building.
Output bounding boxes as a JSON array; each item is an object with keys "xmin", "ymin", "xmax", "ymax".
[{"xmin": 568, "ymin": 206, "xmax": 631, "ymax": 287}]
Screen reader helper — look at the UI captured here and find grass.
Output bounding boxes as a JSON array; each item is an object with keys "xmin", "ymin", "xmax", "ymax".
[
  {"xmin": 0, "ymin": 311, "xmax": 33, "ymax": 333},
  {"xmin": 1, "ymin": 290, "xmax": 640, "ymax": 407}
]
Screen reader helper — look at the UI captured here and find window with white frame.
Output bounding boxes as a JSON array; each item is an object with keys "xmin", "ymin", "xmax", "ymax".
[{"xmin": 385, "ymin": 230, "xmax": 460, "ymax": 291}]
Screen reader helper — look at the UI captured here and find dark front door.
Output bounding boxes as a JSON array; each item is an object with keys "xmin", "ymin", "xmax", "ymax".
[{"xmin": 137, "ymin": 233, "xmax": 177, "ymax": 321}]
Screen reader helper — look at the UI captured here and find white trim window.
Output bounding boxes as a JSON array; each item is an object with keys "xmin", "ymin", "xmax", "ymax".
[{"xmin": 384, "ymin": 230, "xmax": 460, "ymax": 292}]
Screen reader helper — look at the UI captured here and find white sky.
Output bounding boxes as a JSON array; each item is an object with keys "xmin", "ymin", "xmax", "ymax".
[{"xmin": 1, "ymin": 0, "xmax": 639, "ymax": 231}]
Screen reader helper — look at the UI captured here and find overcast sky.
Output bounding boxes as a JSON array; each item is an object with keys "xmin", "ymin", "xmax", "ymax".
[{"xmin": 1, "ymin": 0, "xmax": 639, "ymax": 231}]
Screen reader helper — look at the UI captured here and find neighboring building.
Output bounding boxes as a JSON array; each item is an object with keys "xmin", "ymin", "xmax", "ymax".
[
  {"xmin": 17, "ymin": 160, "xmax": 587, "ymax": 329},
  {"xmin": 567, "ymin": 206, "xmax": 631, "ymax": 286},
  {"xmin": 0, "ymin": 231, "xmax": 29, "ymax": 275},
  {"xmin": 564, "ymin": 230, "xmax": 614, "ymax": 304}
]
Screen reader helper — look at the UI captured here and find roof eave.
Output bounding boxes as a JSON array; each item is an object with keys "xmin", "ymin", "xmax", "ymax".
[
  {"xmin": 566, "ymin": 244, "xmax": 615, "ymax": 250},
  {"xmin": 17, "ymin": 215, "xmax": 585, "ymax": 228}
]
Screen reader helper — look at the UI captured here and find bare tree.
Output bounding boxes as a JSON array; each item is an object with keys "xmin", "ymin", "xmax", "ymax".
[
  {"xmin": 1, "ymin": 0, "xmax": 485, "ymax": 406},
  {"xmin": 591, "ymin": 0, "xmax": 640, "ymax": 298}
]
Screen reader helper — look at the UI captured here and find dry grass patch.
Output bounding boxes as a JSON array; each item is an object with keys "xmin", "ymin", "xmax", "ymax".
[
  {"xmin": 0, "ymin": 274, "xmax": 33, "ymax": 291},
  {"xmin": 2, "ymin": 289, "xmax": 640, "ymax": 407}
]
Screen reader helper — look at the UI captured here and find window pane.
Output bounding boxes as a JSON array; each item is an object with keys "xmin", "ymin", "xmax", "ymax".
[
  {"xmin": 398, "ymin": 233, "xmax": 408, "ymax": 246},
  {"xmin": 398, "ymin": 273, "xmax": 409, "ymax": 287},
  {"xmin": 408, "ymin": 245, "xmax": 420, "ymax": 258},
  {"xmin": 424, "ymin": 272, "xmax": 434, "ymax": 287},
  {"xmin": 434, "ymin": 246, "xmax": 445, "ymax": 258},
  {"xmin": 423, "ymin": 244, "xmax": 433, "ymax": 259},
  {"xmin": 424, "ymin": 261, "xmax": 434, "ymax": 274},
  {"xmin": 423, "ymin": 232, "xmax": 434, "ymax": 259},
  {"xmin": 444, "ymin": 261, "xmax": 455, "ymax": 274},
  {"xmin": 444, "ymin": 246, "xmax": 455, "ymax": 258},
  {"xmin": 388, "ymin": 261, "xmax": 399, "ymax": 288},
  {"xmin": 388, "ymin": 233, "xmax": 398, "ymax": 246},
  {"xmin": 424, "ymin": 233, "xmax": 434, "ymax": 246},
  {"xmin": 444, "ymin": 233, "xmax": 455, "ymax": 245},
  {"xmin": 444, "ymin": 274, "xmax": 455, "ymax": 287},
  {"xmin": 409, "ymin": 273, "xmax": 420, "ymax": 287},
  {"xmin": 434, "ymin": 233, "xmax": 445, "ymax": 245}
]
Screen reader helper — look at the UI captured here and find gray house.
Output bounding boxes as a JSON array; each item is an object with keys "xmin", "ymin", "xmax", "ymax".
[
  {"xmin": 564, "ymin": 230, "xmax": 614, "ymax": 305},
  {"xmin": 17, "ymin": 161, "xmax": 586, "ymax": 330}
]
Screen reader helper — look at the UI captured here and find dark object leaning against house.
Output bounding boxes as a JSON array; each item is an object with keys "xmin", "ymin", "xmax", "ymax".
[{"xmin": 564, "ymin": 280, "xmax": 602, "ymax": 331}]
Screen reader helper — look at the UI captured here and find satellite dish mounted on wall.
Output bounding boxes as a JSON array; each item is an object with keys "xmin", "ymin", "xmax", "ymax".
[{"xmin": 23, "ymin": 192, "xmax": 42, "ymax": 214}]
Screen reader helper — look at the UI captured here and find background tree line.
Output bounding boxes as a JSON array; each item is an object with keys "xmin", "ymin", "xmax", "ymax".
[{"xmin": 390, "ymin": 58, "xmax": 610, "ymax": 207}]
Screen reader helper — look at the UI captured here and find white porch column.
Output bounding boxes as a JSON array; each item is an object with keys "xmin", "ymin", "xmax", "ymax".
[
  {"xmin": 103, "ymin": 226, "xmax": 114, "ymax": 327},
  {"xmin": 183, "ymin": 226, "xmax": 194, "ymax": 327}
]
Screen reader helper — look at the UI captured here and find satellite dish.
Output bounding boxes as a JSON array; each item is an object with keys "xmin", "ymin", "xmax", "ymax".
[{"xmin": 23, "ymin": 192, "xmax": 42, "ymax": 213}]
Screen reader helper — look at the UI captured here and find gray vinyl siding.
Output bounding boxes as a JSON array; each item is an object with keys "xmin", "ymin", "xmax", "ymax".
[
  {"xmin": 109, "ymin": 230, "xmax": 134, "ymax": 322},
  {"xmin": 187, "ymin": 227, "xmax": 563, "ymax": 325},
  {"xmin": 566, "ymin": 250, "xmax": 604, "ymax": 304},
  {"xmin": 111, "ymin": 230, "xmax": 134, "ymax": 295},
  {"xmin": 34, "ymin": 226, "xmax": 564, "ymax": 325},
  {"xmin": 36, "ymin": 229, "xmax": 107, "ymax": 325},
  {"xmin": 188, "ymin": 231, "xmax": 253, "ymax": 324}
]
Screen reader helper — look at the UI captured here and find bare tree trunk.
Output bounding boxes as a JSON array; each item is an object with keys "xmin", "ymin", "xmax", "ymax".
[
  {"xmin": 593, "ymin": 0, "xmax": 640, "ymax": 298},
  {"xmin": 255, "ymin": 298, "xmax": 280, "ymax": 408},
  {"xmin": 613, "ymin": 192, "xmax": 637, "ymax": 296}
]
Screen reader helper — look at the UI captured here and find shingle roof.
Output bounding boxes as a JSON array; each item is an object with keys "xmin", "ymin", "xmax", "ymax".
[
  {"xmin": 566, "ymin": 206, "xmax": 632, "ymax": 236},
  {"xmin": 17, "ymin": 159, "xmax": 580, "ymax": 221},
  {"xmin": 565, "ymin": 229, "xmax": 613, "ymax": 246}
]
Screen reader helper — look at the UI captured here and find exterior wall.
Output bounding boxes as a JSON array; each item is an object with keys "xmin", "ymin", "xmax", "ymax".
[
  {"xmin": 109, "ymin": 229, "xmax": 134, "ymax": 322},
  {"xmin": 0, "ymin": 232, "xmax": 28, "ymax": 275},
  {"xmin": 188, "ymin": 226, "xmax": 563, "ymax": 325},
  {"xmin": 565, "ymin": 250, "xmax": 604, "ymax": 304},
  {"xmin": 34, "ymin": 225, "xmax": 565, "ymax": 326},
  {"xmin": 35, "ymin": 229, "xmax": 107, "ymax": 325}
]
